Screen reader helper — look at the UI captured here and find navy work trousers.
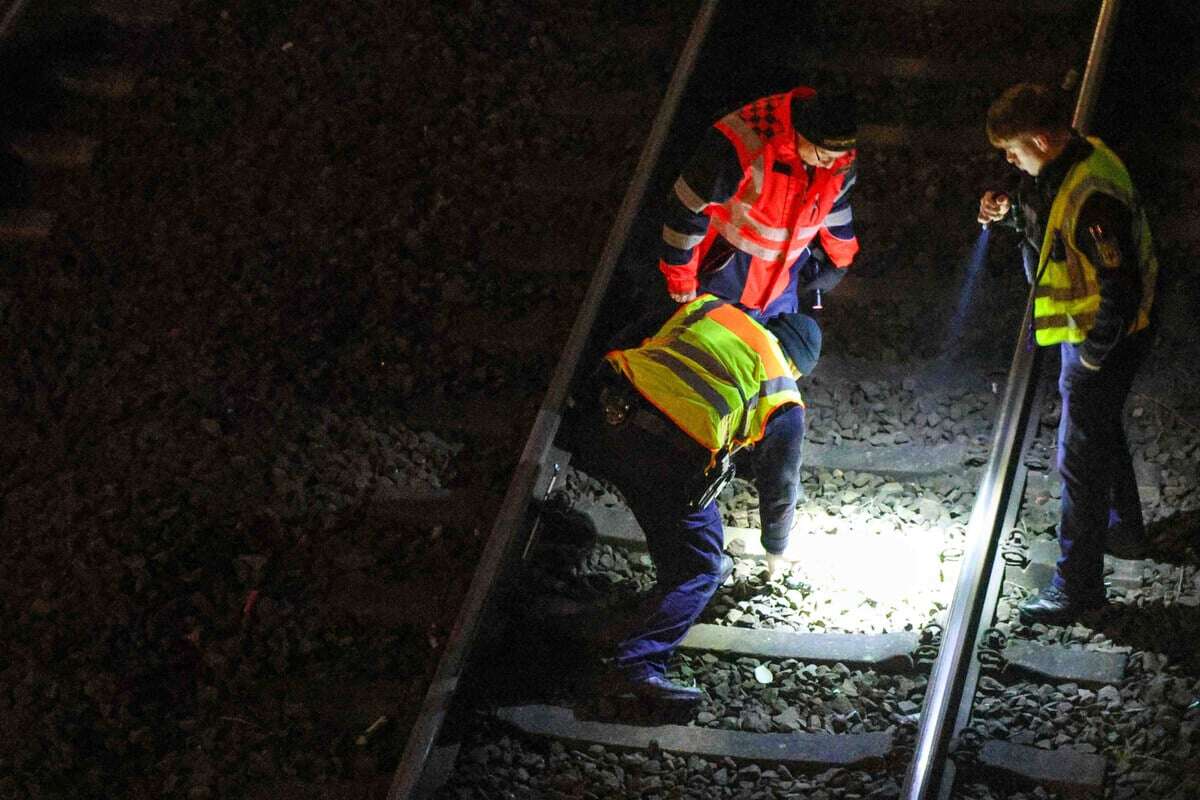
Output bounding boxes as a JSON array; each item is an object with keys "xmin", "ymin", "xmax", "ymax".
[
  {"xmin": 1052, "ymin": 333, "xmax": 1148, "ymax": 597},
  {"xmin": 575, "ymin": 399, "xmax": 727, "ymax": 682},
  {"xmin": 612, "ymin": 486, "xmax": 724, "ymax": 681}
]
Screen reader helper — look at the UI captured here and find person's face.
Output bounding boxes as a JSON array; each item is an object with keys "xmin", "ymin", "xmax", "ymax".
[
  {"xmin": 797, "ymin": 135, "xmax": 847, "ymax": 168},
  {"xmin": 996, "ymin": 134, "xmax": 1051, "ymax": 176}
]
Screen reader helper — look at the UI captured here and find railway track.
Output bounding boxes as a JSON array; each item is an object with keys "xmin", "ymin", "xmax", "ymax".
[
  {"xmin": 390, "ymin": 2, "xmax": 1174, "ymax": 799},
  {"xmin": 3, "ymin": 0, "xmax": 1194, "ymax": 798}
]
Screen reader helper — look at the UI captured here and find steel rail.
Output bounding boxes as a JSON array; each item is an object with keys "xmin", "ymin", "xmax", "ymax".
[
  {"xmin": 901, "ymin": 2, "xmax": 1122, "ymax": 797},
  {"xmin": 385, "ymin": 2, "xmax": 720, "ymax": 798},
  {"xmin": 0, "ymin": 0, "xmax": 32, "ymax": 41},
  {"xmin": 934, "ymin": 368, "xmax": 1048, "ymax": 800}
]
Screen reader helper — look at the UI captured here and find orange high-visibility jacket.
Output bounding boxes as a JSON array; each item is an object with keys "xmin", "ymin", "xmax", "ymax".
[{"xmin": 660, "ymin": 87, "xmax": 858, "ymax": 311}]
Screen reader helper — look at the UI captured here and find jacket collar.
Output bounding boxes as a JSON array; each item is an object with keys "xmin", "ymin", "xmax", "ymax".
[{"xmin": 1036, "ymin": 133, "xmax": 1092, "ymax": 196}]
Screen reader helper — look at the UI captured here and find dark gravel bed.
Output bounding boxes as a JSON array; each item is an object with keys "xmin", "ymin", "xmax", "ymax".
[
  {"xmin": 962, "ymin": 657, "xmax": 1200, "ymax": 800},
  {"xmin": 0, "ymin": 2, "xmax": 693, "ymax": 797},
  {"xmin": 679, "ymin": 653, "xmax": 924, "ymax": 737},
  {"xmin": 803, "ymin": 376, "xmax": 996, "ymax": 448},
  {"xmin": 808, "ymin": 3, "xmax": 1094, "ymax": 68}
]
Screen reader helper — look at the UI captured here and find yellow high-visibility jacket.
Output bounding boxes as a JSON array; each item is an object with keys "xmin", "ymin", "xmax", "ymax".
[
  {"xmin": 605, "ymin": 295, "xmax": 803, "ymax": 458},
  {"xmin": 1033, "ymin": 137, "xmax": 1157, "ymax": 345}
]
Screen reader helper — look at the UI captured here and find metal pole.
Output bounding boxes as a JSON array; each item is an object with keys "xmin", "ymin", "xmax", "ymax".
[
  {"xmin": 386, "ymin": 3, "xmax": 720, "ymax": 797},
  {"xmin": 1073, "ymin": 0, "xmax": 1122, "ymax": 135},
  {"xmin": 901, "ymin": 1, "xmax": 1122, "ymax": 796}
]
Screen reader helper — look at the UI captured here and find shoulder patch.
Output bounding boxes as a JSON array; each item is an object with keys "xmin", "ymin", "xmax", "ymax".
[
  {"xmin": 1088, "ymin": 224, "xmax": 1121, "ymax": 269},
  {"xmin": 739, "ymin": 97, "xmax": 786, "ymax": 141}
]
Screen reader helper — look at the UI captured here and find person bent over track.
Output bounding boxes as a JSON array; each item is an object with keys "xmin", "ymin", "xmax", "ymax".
[{"xmin": 573, "ymin": 295, "xmax": 821, "ymax": 706}]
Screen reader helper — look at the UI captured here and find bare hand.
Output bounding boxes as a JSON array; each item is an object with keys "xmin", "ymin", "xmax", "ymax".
[
  {"xmin": 978, "ymin": 191, "xmax": 1011, "ymax": 225},
  {"xmin": 765, "ymin": 552, "xmax": 796, "ymax": 581},
  {"xmin": 669, "ymin": 289, "xmax": 698, "ymax": 304}
]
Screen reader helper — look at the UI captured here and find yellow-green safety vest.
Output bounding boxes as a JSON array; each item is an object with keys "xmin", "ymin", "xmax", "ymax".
[
  {"xmin": 605, "ymin": 295, "xmax": 803, "ymax": 456},
  {"xmin": 1033, "ymin": 136, "xmax": 1158, "ymax": 346}
]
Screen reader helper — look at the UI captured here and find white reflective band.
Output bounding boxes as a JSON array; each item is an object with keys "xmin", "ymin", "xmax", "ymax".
[
  {"xmin": 727, "ymin": 200, "xmax": 789, "ymax": 242},
  {"xmin": 712, "ymin": 219, "xmax": 781, "ymax": 260},
  {"xmin": 662, "ymin": 224, "xmax": 706, "ymax": 250},
  {"xmin": 823, "ymin": 207, "xmax": 854, "ymax": 227},
  {"xmin": 712, "ymin": 221, "xmax": 822, "ymax": 264},
  {"xmin": 748, "ymin": 156, "xmax": 764, "ymax": 195},
  {"xmin": 721, "ymin": 111, "xmax": 764, "ymax": 156},
  {"xmin": 674, "ymin": 176, "xmax": 707, "ymax": 213}
]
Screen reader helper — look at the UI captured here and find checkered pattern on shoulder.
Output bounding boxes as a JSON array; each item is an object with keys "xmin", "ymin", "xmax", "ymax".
[{"xmin": 739, "ymin": 97, "xmax": 785, "ymax": 140}]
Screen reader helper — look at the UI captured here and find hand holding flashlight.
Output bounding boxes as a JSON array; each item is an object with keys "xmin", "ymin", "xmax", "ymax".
[{"xmin": 978, "ymin": 191, "xmax": 1010, "ymax": 227}]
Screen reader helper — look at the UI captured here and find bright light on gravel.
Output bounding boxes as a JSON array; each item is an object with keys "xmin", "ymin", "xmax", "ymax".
[{"xmin": 783, "ymin": 507, "xmax": 959, "ymax": 630}]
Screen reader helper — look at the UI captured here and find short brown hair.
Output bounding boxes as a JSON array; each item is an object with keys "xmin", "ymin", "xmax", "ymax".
[{"xmin": 986, "ymin": 83, "xmax": 1071, "ymax": 144}]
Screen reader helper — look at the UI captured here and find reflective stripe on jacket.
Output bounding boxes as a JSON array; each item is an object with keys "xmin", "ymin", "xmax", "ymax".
[
  {"xmin": 604, "ymin": 295, "xmax": 803, "ymax": 456},
  {"xmin": 1034, "ymin": 137, "xmax": 1158, "ymax": 345},
  {"xmin": 661, "ymin": 87, "xmax": 858, "ymax": 310}
]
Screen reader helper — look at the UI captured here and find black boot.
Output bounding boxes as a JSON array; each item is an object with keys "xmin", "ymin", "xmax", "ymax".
[{"xmin": 1018, "ymin": 585, "xmax": 1106, "ymax": 626}]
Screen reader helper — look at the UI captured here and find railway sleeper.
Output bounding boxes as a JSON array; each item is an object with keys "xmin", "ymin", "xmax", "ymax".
[
  {"xmin": 89, "ymin": 0, "xmax": 179, "ymax": 29},
  {"xmin": 494, "ymin": 703, "xmax": 894, "ymax": 771},
  {"xmin": 6, "ymin": 129, "xmax": 97, "ymax": 169},
  {"xmin": 549, "ymin": 511, "xmax": 1128, "ymax": 686},
  {"xmin": 0, "ymin": 206, "xmax": 56, "ymax": 241},
  {"xmin": 54, "ymin": 62, "xmax": 136, "ymax": 99},
  {"xmin": 970, "ymin": 739, "xmax": 1106, "ymax": 799},
  {"xmin": 997, "ymin": 641, "xmax": 1127, "ymax": 690},
  {"xmin": 1005, "ymin": 549, "xmax": 1147, "ymax": 594}
]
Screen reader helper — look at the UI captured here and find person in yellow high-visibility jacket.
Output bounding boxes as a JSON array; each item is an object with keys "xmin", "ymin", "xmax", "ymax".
[
  {"xmin": 978, "ymin": 83, "xmax": 1158, "ymax": 625},
  {"xmin": 575, "ymin": 296, "xmax": 821, "ymax": 706}
]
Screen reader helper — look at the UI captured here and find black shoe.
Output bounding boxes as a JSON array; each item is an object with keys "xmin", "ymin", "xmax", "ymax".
[
  {"xmin": 599, "ymin": 670, "xmax": 703, "ymax": 704},
  {"xmin": 628, "ymin": 674, "xmax": 703, "ymax": 704},
  {"xmin": 1018, "ymin": 585, "xmax": 1107, "ymax": 626},
  {"xmin": 1105, "ymin": 527, "xmax": 1148, "ymax": 560},
  {"xmin": 719, "ymin": 554, "xmax": 735, "ymax": 585}
]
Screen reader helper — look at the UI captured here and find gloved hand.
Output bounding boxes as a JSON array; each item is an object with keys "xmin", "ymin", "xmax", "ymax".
[{"xmin": 798, "ymin": 249, "xmax": 847, "ymax": 295}]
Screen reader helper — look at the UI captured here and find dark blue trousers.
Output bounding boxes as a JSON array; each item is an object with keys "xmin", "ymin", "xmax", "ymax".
[
  {"xmin": 1052, "ymin": 334, "xmax": 1147, "ymax": 597},
  {"xmin": 578, "ymin": 403, "xmax": 726, "ymax": 681},
  {"xmin": 613, "ymin": 488, "xmax": 724, "ymax": 681}
]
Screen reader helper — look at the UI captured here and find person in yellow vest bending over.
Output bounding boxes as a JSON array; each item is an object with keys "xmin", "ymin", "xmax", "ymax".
[
  {"xmin": 580, "ymin": 295, "xmax": 820, "ymax": 706},
  {"xmin": 978, "ymin": 83, "xmax": 1158, "ymax": 625}
]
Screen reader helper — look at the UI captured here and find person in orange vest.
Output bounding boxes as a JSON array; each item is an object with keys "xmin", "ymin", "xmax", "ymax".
[
  {"xmin": 576, "ymin": 296, "xmax": 821, "ymax": 705},
  {"xmin": 659, "ymin": 86, "xmax": 859, "ymax": 319},
  {"xmin": 978, "ymin": 84, "xmax": 1158, "ymax": 625}
]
